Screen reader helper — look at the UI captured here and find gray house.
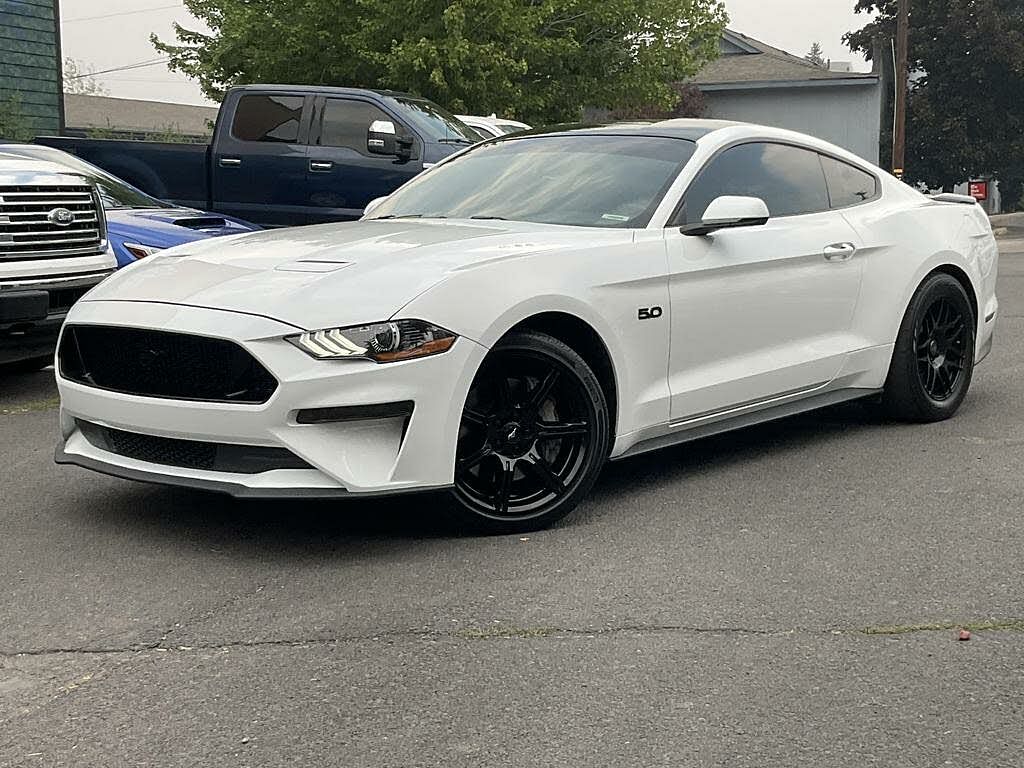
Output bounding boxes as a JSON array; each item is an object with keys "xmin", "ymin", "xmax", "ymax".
[
  {"xmin": 0, "ymin": 0, "xmax": 63, "ymax": 136},
  {"xmin": 695, "ymin": 31, "xmax": 883, "ymax": 163}
]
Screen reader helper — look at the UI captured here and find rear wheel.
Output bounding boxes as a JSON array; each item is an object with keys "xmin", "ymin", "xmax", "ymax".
[
  {"xmin": 450, "ymin": 331, "xmax": 609, "ymax": 534},
  {"xmin": 882, "ymin": 273, "xmax": 975, "ymax": 421}
]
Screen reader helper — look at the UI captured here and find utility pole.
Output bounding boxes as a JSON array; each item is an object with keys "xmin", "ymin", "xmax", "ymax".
[{"xmin": 892, "ymin": 0, "xmax": 909, "ymax": 179}]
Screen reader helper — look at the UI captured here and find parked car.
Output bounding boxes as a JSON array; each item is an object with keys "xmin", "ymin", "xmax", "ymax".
[
  {"xmin": 0, "ymin": 144, "xmax": 258, "ymax": 267},
  {"xmin": 36, "ymin": 85, "xmax": 482, "ymax": 227},
  {"xmin": 54, "ymin": 120, "xmax": 998, "ymax": 533},
  {"xmin": 456, "ymin": 114, "xmax": 531, "ymax": 139},
  {"xmin": 1, "ymin": 156, "xmax": 116, "ymax": 370}
]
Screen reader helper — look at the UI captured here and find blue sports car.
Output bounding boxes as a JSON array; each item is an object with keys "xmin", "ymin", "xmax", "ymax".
[{"xmin": 0, "ymin": 143, "xmax": 258, "ymax": 266}]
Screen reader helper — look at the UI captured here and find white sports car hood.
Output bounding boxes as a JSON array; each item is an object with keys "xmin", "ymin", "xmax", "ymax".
[{"xmin": 84, "ymin": 219, "xmax": 632, "ymax": 330}]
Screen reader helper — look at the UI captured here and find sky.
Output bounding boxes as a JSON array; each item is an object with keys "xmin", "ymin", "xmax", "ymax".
[{"xmin": 59, "ymin": 0, "xmax": 875, "ymax": 107}]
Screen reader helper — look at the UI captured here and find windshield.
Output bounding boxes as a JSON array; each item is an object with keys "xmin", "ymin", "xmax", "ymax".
[
  {"xmin": 368, "ymin": 134, "xmax": 697, "ymax": 228},
  {"xmin": 387, "ymin": 97, "xmax": 482, "ymax": 144},
  {"xmin": 0, "ymin": 144, "xmax": 169, "ymax": 210}
]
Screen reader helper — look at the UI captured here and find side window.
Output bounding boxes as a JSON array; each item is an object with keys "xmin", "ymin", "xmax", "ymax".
[
  {"xmin": 319, "ymin": 99, "xmax": 395, "ymax": 152},
  {"xmin": 820, "ymin": 155, "xmax": 878, "ymax": 208},
  {"xmin": 677, "ymin": 142, "xmax": 830, "ymax": 224},
  {"xmin": 231, "ymin": 95, "xmax": 305, "ymax": 143}
]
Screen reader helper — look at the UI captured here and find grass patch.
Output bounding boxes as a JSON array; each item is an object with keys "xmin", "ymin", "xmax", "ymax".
[
  {"xmin": 0, "ymin": 396, "xmax": 60, "ymax": 416},
  {"xmin": 862, "ymin": 619, "xmax": 1024, "ymax": 635}
]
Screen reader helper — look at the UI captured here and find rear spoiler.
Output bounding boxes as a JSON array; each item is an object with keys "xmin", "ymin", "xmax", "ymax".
[{"xmin": 930, "ymin": 193, "xmax": 978, "ymax": 205}]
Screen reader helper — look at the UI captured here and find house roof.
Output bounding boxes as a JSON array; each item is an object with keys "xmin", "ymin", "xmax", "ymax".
[
  {"xmin": 694, "ymin": 30, "xmax": 878, "ymax": 90},
  {"xmin": 63, "ymin": 93, "xmax": 219, "ymax": 137}
]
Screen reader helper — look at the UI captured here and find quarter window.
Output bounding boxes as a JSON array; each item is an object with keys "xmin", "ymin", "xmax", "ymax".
[
  {"xmin": 677, "ymin": 142, "xmax": 830, "ymax": 224},
  {"xmin": 821, "ymin": 155, "xmax": 878, "ymax": 208},
  {"xmin": 231, "ymin": 95, "xmax": 305, "ymax": 143},
  {"xmin": 319, "ymin": 100, "xmax": 395, "ymax": 152}
]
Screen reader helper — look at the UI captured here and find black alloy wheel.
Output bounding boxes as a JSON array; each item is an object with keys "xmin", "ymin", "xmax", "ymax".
[
  {"xmin": 914, "ymin": 296, "xmax": 969, "ymax": 401},
  {"xmin": 451, "ymin": 331, "xmax": 609, "ymax": 534},
  {"xmin": 882, "ymin": 272, "xmax": 975, "ymax": 422}
]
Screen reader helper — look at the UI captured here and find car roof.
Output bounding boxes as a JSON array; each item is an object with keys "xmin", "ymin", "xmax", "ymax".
[
  {"xmin": 506, "ymin": 119, "xmax": 740, "ymax": 142},
  {"xmin": 229, "ymin": 83, "xmax": 422, "ymax": 100}
]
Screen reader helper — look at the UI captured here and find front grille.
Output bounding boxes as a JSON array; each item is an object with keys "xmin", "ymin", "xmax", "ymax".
[
  {"xmin": 48, "ymin": 285, "xmax": 93, "ymax": 313},
  {"xmin": 0, "ymin": 184, "xmax": 104, "ymax": 260},
  {"xmin": 59, "ymin": 325, "xmax": 278, "ymax": 404},
  {"xmin": 78, "ymin": 421, "xmax": 311, "ymax": 474}
]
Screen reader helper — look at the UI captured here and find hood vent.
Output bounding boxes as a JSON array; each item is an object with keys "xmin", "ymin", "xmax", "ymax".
[{"xmin": 174, "ymin": 216, "xmax": 228, "ymax": 230}]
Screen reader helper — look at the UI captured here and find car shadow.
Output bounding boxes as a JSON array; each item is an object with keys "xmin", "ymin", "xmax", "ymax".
[{"xmin": 77, "ymin": 399, "xmax": 890, "ymax": 553}]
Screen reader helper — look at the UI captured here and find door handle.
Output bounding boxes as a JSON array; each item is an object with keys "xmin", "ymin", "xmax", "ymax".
[
  {"xmin": 823, "ymin": 242, "xmax": 856, "ymax": 262},
  {"xmin": 309, "ymin": 160, "xmax": 334, "ymax": 172},
  {"xmin": 219, "ymin": 157, "xmax": 241, "ymax": 167}
]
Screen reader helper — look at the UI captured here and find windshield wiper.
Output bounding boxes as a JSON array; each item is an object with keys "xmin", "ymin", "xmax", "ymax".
[
  {"xmin": 469, "ymin": 215, "xmax": 509, "ymax": 220},
  {"xmin": 373, "ymin": 214, "xmax": 447, "ymax": 220},
  {"xmin": 437, "ymin": 137, "xmax": 474, "ymax": 145}
]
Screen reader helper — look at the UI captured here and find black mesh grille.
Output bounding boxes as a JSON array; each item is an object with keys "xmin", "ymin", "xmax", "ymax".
[
  {"xmin": 78, "ymin": 421, "xmax": 311, "ymax": 474},
  {"xmin": 59, "ymin": 325, "xmax": 278, "ymax": 404}
]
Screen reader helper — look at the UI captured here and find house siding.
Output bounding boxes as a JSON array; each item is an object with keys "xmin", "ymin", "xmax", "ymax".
[
  {"xmin": 702, "ymin": 83, "xmax": 883, "ymax": 164},
  {"xmin": 0, "ymin": 0, "xmax": 62, "ymax": 136}
]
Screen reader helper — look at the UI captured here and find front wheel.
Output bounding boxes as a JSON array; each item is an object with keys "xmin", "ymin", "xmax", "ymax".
[
  {"xmin": 882, "ymin": 273, "xmax": 975, "ymax": 422},
  {"xmin": 450, "ymin": 331, "xmax": 610, "ymax": 534}
]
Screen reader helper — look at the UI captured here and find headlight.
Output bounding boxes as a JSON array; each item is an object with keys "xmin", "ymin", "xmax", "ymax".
[
  {"xmin": 123, "ymin": 243, "xmax": 163, "ymax": 260},
  {"xmin": 287, "ymin": 319, "xmax": 457, "ymax": 363}
]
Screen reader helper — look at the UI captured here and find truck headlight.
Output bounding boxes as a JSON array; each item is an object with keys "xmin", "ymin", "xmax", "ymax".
[{"xmin": 287, "ymin": 319, "xmax": 456, "ymax": 363}]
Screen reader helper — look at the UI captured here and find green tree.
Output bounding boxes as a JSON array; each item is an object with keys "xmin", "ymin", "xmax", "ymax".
[
  {"xmin": 846, "ymin": 0, "xmax": 1024, "ymax": 209},
  {"xmin": 805, "ymin": 41, "xmax": 826, "ymax": 68},
  {"xmin": 63, "ymin": 58, "xmax": 109, "ymax": 96},
  {"xmin": 153, "ymin": 0, "xmax": 727, "ymax": 124},
  {"xmin": 0, "ymin": 94, "xmax": 35, "ymax": 141}
]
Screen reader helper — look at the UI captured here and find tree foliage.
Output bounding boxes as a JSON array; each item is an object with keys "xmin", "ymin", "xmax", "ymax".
[
  {"xmin": 152, "ymin": 0, "xmax": 727, "ymax": 124},
  {"xmin": 63, "ymin": 58, "xmax": 109, "ymax": 96},
  {"xmin": 804, "ymin": 41, "xmax": 826, "ymax": 68},
  {"xmin": 846, "ymin": 0, "xmax": 1024, "ymax": 208},
  {"xmin": 0, "ymin": 94, "xmax": 34, "ymax": 141}
]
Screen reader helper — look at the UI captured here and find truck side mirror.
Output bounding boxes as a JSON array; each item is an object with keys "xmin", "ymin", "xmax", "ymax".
[{"xmin": 367, "ymin": 120, "xmax": 411, "ymax": 160}]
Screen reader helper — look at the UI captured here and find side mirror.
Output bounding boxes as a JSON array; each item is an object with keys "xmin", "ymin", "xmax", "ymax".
[
  {"xmin": 367, "ymin": 119, "xmax": 412, "ymax": 160},
  {"xmin": 363, "ymin": 196, "xmax": 387, "ymax": 217},
  {"xmin": 680, "ymin": 195, "xmax": 770, "ymax": 236}
]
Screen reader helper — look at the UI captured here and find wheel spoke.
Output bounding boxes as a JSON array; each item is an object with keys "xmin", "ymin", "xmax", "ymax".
[
  {"xmin": 462, "ymin": 407, "xmax": 489, "ymax": 429},
  {"xmin": 458, "ymin": 444, "xmax": 493, "ymax": 471},
  {"xmin": 536, "ymin": 420, "xmax": 589, "ymax": 441},
  {"xmin": 521, "ymin": 455, "xmax": 566, "ymax": 494},
  {"xmin": 529, "ymin": 367, "xmax": 560, "ymax": 408},
  {"xmin": 493, "ymin": 459, "xmax": 515, "ymax": 515}
]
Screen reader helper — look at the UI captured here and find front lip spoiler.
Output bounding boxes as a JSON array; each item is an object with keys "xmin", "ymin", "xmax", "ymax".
[{"xmin": 54, "ymin": 441, "xmax": 453, "ymax": 499}]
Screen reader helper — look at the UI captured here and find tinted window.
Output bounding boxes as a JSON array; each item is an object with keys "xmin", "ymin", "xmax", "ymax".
[
  {"xmin": 369, "ymin": 135, "xmax": 696, "ymax": 228},
  {"xmin": 231, "ymin": 95, "xmax": 304, "ymax": 143},
  {"xmin": 385, "ymin": 96, "xmax": 482, "ymax": 144},
  {"xmin": 319, "ymin": 99, "xmax": 394, "ymax": 151},
  {"xmin": 678, "ymin": 142, "xmax": 830, "ymax": 224},
  {"xmin": 821, "ymin": 155, "xmax": 878, "ymax": 208}
]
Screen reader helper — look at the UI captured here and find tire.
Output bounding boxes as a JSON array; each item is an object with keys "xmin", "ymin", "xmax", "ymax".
[
  {"xmin": 449, "ymin": 330, "xmax": 610, "ymax": 534},
  {"xmin": 881, "ymin": 273, "xmax": 975, "ymax": 422},
  {"xmin": 0, "ymin": 355, "xmax": 53, "ymax": 374}
]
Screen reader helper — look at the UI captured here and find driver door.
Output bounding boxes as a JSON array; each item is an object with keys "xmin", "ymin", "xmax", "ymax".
[{"xmin": 665, "ymin": 142, "xmax": 864, "ymax": 423}]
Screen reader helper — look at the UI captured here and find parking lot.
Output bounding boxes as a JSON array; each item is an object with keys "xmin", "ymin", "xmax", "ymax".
[{"xmin": 0, "ymin": 236, "xmax": 1021, "ymax": 766}]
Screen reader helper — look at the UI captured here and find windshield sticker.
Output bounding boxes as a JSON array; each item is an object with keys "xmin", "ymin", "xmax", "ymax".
[{"xmin": 601, "ymin": 213, "xmax": 630, "ymax": 222}]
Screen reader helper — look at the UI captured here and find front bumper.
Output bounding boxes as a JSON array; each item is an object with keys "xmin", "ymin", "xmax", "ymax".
[{"xmin": 55, "ymin": 300, "xmax": 488, "ymax": 497}]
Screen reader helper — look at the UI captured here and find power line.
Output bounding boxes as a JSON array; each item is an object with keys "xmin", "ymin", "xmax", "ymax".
[
  {"xmin": 62, "ymin": 3, "xmax": 183, "ymax": 24},
  {"xmin": 65, "ymin": 58, "xmax": 171, "ymax": 80}
]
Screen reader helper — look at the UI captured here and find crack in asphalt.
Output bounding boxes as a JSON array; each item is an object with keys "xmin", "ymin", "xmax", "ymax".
[{"xmin": 3, "ymin": 619, "xmax": 1023, "ymax": 659}]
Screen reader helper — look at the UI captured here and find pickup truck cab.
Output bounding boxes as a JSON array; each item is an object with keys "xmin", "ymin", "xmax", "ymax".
[
  {"xmin": 1, "ymin": 157, "xmax": 115, "ymax": 369},
  {"xmin": 37, "ymin": 85, "xmax": 481, "ymax": 227}
]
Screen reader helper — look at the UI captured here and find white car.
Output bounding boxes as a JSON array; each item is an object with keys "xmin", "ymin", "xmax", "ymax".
[
  {"xmin": 456, "ymin": 114, "xmax": 531, "ymax": 139},
  {"xmin": 54, "ymin": 120, "xmax": 999, "ymax": 533}
]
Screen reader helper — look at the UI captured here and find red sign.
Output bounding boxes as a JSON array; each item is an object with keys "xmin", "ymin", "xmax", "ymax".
[{"xmin": 968, "ymin": 180, "xmax": 989, "ymax": 201}]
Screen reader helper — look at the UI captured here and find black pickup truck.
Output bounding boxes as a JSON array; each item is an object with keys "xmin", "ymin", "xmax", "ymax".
[{"xmin": 37, "ymin": 85, "xmax": 481, "ymax": 227}]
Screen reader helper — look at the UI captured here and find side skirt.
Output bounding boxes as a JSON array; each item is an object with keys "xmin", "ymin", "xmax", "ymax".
[{"xmin": 612, "ymin": 387, "xmax": 882, "ymax": 461}]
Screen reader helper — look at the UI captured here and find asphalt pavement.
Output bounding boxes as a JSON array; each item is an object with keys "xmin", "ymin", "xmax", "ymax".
[{"xmin": 2, "ymin": 238, "xmax": 1023, "ymax": 767}]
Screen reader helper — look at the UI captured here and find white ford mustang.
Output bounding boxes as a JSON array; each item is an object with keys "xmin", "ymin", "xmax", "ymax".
[{"xmin": 55, "ymin": 120, "xmax": 999, "ymax": 533}]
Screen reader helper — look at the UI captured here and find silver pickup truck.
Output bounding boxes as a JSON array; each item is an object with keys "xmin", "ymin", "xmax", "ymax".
[{"xmin": 1, "ymin": 156, "xmax": 116, "ymax": 370}]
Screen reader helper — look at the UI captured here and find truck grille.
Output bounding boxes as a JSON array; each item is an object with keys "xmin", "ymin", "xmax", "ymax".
[
  {"xmin": 0, "ymin": 184, "xmax": 104, "ymax": 260},
  {"xmin": 59, "ymin": 325, "xmax": 278, "ymax": 404}
]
